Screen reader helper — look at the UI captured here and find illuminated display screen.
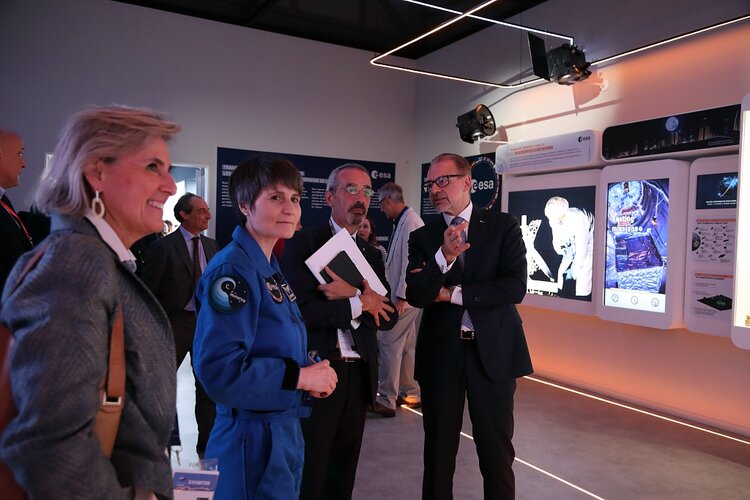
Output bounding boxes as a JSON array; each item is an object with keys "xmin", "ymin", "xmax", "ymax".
[
  {"xmin": 508, "ymin": 186, "xmax": 595, "ymax": 301},
  {"xmin": 604, "ymin": 178, "xmax": 669, "ymax": 312},
  {"xmin": 695, "ymin": 172, "xmax": 738, "ymax": 210}
]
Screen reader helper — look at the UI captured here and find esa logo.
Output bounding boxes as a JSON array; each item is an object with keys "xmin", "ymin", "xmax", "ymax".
[
  {"xmin": 371, "ymin": 170, "xmax": 392, "ymax": 180},
  {"xmin": 471, "ymin": 179, "xmax": 495, "ymax": 193},
  {"xmin": 578, "ymin": 135, "xmax": 591, "ymax": 142}
]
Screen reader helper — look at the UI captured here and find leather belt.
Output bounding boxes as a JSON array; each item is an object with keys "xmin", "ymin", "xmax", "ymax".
[{"xmin": 459, "ymin": 330, "xmax": 475, "ymax": 340}]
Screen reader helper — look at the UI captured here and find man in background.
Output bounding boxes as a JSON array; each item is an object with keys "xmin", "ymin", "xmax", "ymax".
[
  {"xmin": 0, "ymin": 127, "xmax": 32, "ymax": 291},
  {"xmin": 142, "ymin": 193, "xmax": 219, "ymax": 458},
  {"xmin": 371, "ymin": 181, "xmax": 424, "ymax": 417}
]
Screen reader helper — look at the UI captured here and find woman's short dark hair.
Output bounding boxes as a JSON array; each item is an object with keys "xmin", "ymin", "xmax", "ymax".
[{"xmin": 229, "ymin": 155, "xmax": 303, "ymax": 224}]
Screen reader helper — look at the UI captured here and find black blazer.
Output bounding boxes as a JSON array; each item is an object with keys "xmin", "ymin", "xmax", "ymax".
[
  {"xmin": 141, "ymin": 229, "xmax": 219, "ymax": 315},
  {"xmin": 405, "ymin": 208, "xmax": 533, "ymax": 385},
  {"xmin": 280, "ymin": 223, "xmax": 398, "ymax": 404},
  {"xmin": 0, "ymin": 196, "xmax": 33, "ymax": 292}
]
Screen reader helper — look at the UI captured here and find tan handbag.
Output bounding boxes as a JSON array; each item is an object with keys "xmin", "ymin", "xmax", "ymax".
[{"xmin": 0, "ymin": 244, "xmax": 125, "ymax": 499}]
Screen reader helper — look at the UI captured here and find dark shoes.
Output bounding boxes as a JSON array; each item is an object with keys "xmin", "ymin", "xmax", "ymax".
[
  {"xmin": 396, "ymin": 395, "xmax": 421, "ymax": 409},
  {"xmin": 370, "ymin": 401, "xmax": 396, "ymax": 418}
]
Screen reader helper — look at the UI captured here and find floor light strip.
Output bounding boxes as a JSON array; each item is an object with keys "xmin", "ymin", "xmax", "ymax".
[
  {"xmin": 524, "ymin": 376, "xmax": 750, "ymax": 446},
  {"xmin": 401, "ymin": 406, "xmax": 607, "ymax": 499}
]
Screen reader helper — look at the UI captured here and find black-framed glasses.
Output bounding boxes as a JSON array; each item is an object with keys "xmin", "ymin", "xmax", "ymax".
[
  {"xmin": 339, "ymin": 184, "xmax": 375, "ymax": 198},
  {"xmin": 422, "ymin": 174, "xmax": 465, "ymax": 193}
]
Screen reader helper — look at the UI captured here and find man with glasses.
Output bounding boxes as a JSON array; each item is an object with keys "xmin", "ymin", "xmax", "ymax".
[
  {"xmin": 281, "ymin": 163, "xmax": 397, "ymax": 499},
  {"xmin": 406, "ymin": 153, "xmax": 533, "ymax": 499}
]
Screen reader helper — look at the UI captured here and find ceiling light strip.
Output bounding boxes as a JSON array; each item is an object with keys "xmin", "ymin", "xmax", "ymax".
[
  {"xmin": 524, "ymin": 376, "xmax": 750, "ymax": 446},
  {"xmin": 372, "ymin": 0, "xmax": 502, "ymax": 61},
  {"xmin": 369, "ymin": 60, "xmax": 543, "ymax": 89},
  {"xmin": 402, "ymin": 407, "xmax": 607, "ymax": 499},
  {"xmin": 591, "ymin": 14, "xmax": 750, "ymax": 67},
  {"xmin": 401, "ymin": 0, "xmax": 574, "ymax": 43},
  {"xmin": 373, "ymin": 3, "xmax": 749, "ymax": 90}
]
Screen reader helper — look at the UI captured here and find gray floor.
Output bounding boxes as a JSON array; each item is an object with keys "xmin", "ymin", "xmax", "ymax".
[{"xmin": 174, "ymin": 358, "xmax": 750, "ymax": 499}]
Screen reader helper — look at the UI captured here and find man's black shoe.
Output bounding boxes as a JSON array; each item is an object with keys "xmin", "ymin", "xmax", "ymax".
[{"xmin": 370, "ymin": 401, "xmax": 396, "ymax": 418}]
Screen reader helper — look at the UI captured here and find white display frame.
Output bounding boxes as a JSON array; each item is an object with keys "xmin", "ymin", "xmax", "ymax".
[
  {"xmin": 683, "ymin": 155, "xmax": 738, "ymax": 337},
  {"xmin": 731, "ymin": 92, "xmax": 750, "ymax": 349},
  {"xmin": 501, "ymin": 169, "xmax": 601, "ymax": 316},
  {"xmin": 595, "ymin": 159, "xmax": 690, "ymax": 329}
]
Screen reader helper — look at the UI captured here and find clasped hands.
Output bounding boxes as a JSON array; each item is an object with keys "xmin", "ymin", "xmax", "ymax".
[
  {"xmin": 297, "ymin": 359, "xmax": 337, "ymax": 399},
  {"xmin": 317, "ymin": 267, "xmax": 394, "ymax": 327}
]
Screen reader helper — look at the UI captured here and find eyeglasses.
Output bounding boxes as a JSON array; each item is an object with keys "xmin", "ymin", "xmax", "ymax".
[
  {"xmin": 338, "ymin": 184, "xmax": 375, "ymax": 198},
  {"xmin": 422, "ymin": 174, "xmax": 465, "ymax": 193}
]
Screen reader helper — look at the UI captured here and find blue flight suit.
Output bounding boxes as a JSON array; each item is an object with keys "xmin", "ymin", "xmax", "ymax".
[{"xmin": 194, "ymin": 226, "xmax": 310, "ymax": 499}]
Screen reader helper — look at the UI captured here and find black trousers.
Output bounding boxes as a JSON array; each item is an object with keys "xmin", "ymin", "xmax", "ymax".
[
  {"xmin": 170, "ymin": 310, "xmax": 216, "ymax": 454},
  {"xmin": 421, "ymin": 341, "xmax": 517, "ymax": 500},
  {"xmin": 300, "ymin": 359, "xmax": 370, "ymax": 500}
]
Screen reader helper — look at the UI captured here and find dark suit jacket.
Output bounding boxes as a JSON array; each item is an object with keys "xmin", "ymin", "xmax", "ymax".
[
  {"xmin": 405, "ymin": 208, "xmax": 533, "ymax": 385},
  {"xmin": 0, "ymin": 195, "xmax": 33, "ymax": 292},
  {"xmin": 141, "ymin": 229, "xmax": 219, "ymax": 315},
  {"xmin": 280, "ymin": 223, "xmax": 398, "ymax": 404}
]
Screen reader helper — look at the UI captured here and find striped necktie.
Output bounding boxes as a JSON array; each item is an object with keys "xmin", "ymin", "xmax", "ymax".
[{"xmin": 451, "ymin": 216, "xmax": 474, "ymax": 331}]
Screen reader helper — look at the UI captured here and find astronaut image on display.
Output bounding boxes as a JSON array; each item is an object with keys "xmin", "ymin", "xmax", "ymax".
[
  {"xmin": 544, "ymin": 197, "xmax": 595, "ymax": 296},
  {"xmin": 605, "ymin": 178, "xmax": 670, "ymax": 295},
  {"xmin": 508, "ymin": 186, "xmax": 596, "ymax": 302}
]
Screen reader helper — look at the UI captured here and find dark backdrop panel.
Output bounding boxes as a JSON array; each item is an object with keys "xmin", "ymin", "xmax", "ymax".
[{"xmin": 216, "ymin": 147, "xmax": 395, "ymax": 248}]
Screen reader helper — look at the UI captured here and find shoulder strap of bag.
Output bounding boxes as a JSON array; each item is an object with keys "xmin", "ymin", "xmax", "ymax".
[
  {"xmin": 94, "ymin": 305, "xmax": 125, "ymax": 458},
  {"xmin": 2, "ymin": 242, "xmax": 126, "ymax": 458}
]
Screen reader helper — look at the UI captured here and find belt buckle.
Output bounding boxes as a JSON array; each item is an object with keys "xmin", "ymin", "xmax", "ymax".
[{"xmin": 460, "ymin": 330, "xmax": 475, "ymax": 340}]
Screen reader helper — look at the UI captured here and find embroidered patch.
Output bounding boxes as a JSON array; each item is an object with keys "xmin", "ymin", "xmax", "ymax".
[
  {"xmin": 209, "ymin": 275, "xmax": 249, "ymax": 312},
  {"xmin": 276, "ymin": 274, "xmax": 297, "ymax": 302},
  {"xmin": 265, "ymin": 276, "xmax": 284, "ymax": 304}
]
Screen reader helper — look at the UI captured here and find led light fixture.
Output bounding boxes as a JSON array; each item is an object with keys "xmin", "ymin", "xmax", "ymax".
[{"xmin": 457, "ymin": 104, "xmax": 496, "ymax": 143}]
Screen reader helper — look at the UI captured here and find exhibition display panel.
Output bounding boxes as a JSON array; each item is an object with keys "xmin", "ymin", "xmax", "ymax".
[
  {"xmin": 683, "ymin": 155, "xmax": 738, "ymax": 337},
  {"xmin": 502, "ymin": 169, "xmax": 600, "ymax": 316},
  {"xmin": 731, "ymin": 93, "xmax": 750, "ymax": 349},
  {"xmin": 595, "ymin": 159, "xmax": 690, "ymax": 329}
]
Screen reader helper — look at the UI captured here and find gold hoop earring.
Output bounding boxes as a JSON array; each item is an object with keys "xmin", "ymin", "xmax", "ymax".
[{"xmin": 92, "ymin": 191, "xmax": 106, "ymax": 218}]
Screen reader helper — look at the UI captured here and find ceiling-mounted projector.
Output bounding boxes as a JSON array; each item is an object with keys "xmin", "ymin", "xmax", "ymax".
[{"xmin": 528, "ymin": 33, "xmax": 591, "ymax": 85}]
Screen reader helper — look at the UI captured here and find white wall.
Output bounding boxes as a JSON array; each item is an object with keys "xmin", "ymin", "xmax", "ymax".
[
  {"xmin": 412, "ymin": 0, "xmax": 750, "ymax": 434},
  {"xmin": 0, "ymin": 0, "xmax": 418, "ymax": 224}
]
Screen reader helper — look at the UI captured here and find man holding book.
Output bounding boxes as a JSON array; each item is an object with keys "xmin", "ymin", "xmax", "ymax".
[{"xmin": 280, "ymin": 163, "xmax": 397, "ymax": 500}]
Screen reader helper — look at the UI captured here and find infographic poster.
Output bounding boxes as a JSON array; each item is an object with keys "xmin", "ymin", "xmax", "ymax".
[
  {"xmin": 507, "ymin": 185, "xmax": 595, "ymax": 301},
  {"xmin": 216, "ymin": 148, "xmax": 395, "ymax": 248},
  {"xmin": 604, "ymin": 178, "xmax": 670, "ymax": 313}
]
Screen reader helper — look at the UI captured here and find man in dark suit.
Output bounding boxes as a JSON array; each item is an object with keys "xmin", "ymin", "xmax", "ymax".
[
  {"xmin": 406, "ymin": 153, "xmax": 533, "ymax": 500},
  {"xmin": 280, "ymin": 163, "xmax": 398, "ymax": 500},
  {"xmin": 142, "ymin": 193, "xmax": 219, "ymax": 457},
  {"xmin": 0, "ymin": 127, "xmax": 32, "ymax": 291}
]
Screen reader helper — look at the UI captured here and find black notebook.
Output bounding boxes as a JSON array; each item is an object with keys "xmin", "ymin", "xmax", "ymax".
[{"xmin": 321, "ymin": 251, "xmax": 364, "ymax": 289}]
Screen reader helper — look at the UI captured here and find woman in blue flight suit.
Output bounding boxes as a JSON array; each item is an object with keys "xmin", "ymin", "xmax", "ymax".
[{"xmin": 193, "ymin": 156, "xmax": 338, "ymax": 499}]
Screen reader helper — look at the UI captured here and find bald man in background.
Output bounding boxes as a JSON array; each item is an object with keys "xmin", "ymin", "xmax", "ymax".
[{"xmin": 0, "ymin": 127, "xmax": 32, "ymax": 291}]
